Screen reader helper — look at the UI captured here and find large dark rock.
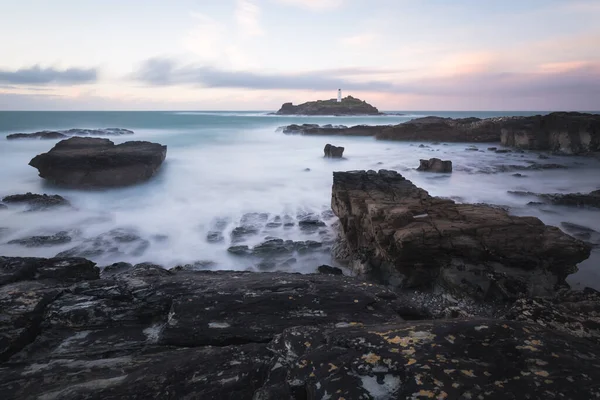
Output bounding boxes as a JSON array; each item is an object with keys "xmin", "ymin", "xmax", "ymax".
[
  {"xmin": 275, "ymin": 96, "xmax": 381, "ymax": 116},
  {"xmin": 500, "ymin": 112, "xmax": 600, "ymax": 154},
  {"xmin": 331, "ymin": 170, "xmax": 591, "ymax": 300},
  {"xmin": 324, "ymin": 143, "xmax": 344, "ymax": 158},
  {"xmin": 1, "ymin": 193, "xmax": 70, "ymax": 211},
  {"xmin": 2, "ymin": 257, "xmax": 600, "ymax": 399},
  {"xmin": 417, "ymin": 158, "xmax": 452, "ymax": 173},
  {"xmin": 7, "ymin": 128, "xmax": 134, "ymax": 140},
  {"xmin": 29, "ymin": 137, "xmax": 167, "ymax": 188},
  {"xmin": 282, "ymin": 123, "xmax": 376, "ymax": 136}
]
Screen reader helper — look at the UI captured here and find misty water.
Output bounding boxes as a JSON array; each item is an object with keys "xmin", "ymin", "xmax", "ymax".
[{"xmin": 0, "ymin": 111, "xmax": 598, "ymax": 288}]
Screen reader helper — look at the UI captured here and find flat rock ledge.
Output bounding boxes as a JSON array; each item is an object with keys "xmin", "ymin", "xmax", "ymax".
[
  {"xmin": 331, "ymin": 170, "xmax": 591, "ymax": 301},
  {"xmin": 7, "ymin": 128, "xmax": 134, "ymax": 140},
  {"xmin": 2, "ymin": 256, "xmax": 600, "ymax": 399},
  {"xmin": 29, "ymin": 137, "xmax": 167, "ymax": 188}
]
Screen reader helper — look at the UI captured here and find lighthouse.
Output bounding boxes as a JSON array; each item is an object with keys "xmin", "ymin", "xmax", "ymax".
[{"xmin": 337, "ymin": 89, "xmax": 342, "ymax": 102}]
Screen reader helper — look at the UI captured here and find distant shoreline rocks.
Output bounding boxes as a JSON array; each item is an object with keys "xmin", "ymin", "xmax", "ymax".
[
  {"xmin": 280, "ymin": 112, "xmax": 600, "ymax": 155},
  {"xmin": 29, "ymin": 137, "xmax": 167, "ymax": 188},
  {"xmin": 7, "ymin": 128, "xmax": 134, "ymax": 140}
]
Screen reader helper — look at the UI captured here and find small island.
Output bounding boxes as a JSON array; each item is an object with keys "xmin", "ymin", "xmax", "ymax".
[{"xmin": 275, "ymin": 93, "xmax": 382, "ymax": 116}]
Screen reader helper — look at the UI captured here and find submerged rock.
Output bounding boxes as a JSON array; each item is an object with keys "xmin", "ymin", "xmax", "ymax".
[
  {"xmin": 317, "ymin": 265, "xmax": 343, "ymax": 275},
  {"xmin": 55, "ymin": 228, "xmax": 149, "ymax": 259},
  {"xmin": 1, "ymin": 193, "xmax": 70, "ymax": 211},
  {"xmin": 6, "ymin": 131, "xmax": 66, "ymax": 140},
  {"xmin": 324, "ymin": 143, "xmax": 344, "ymax": 158},
  {"xmin": 7, "ymin": 231, "xmax": 72, "ymax": 247},
  {"xmin": 509, "ymin": 189, "xmax": 600, "ymax": 209},
  {"xmin": 416, "ymin": 158, "xmax": 452, "ymax": 173},
  {"xmin": 7, "ymin": 128, "xmax": 134, "ymax": 140},
  {"xmin": 331, "ymin": 170, "xmax": 591, "ymax": 300},
  {"xmin": 29, "ymin": 137, "xmax": 167, "ymax": 188}
]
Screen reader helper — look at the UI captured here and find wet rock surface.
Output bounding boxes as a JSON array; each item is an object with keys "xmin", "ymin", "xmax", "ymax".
[
  {"xmin": 29, "ymin": 137, "xmax": 167, "ymax": 188},
  {"xmin": 1, "ymin": 192, "xmax": 71, "ymax": 211},
  {"xmin": 3, "ymin": 257, "xmax": 600, "ymax": 399},
  {"xmin": 509, "ymin": 189, "xmax": 600, "ymax": 209},
  {"xmin": 331, "ymin": 170, "xmax": 591, "ymax": 300},
  {"xmin": 7, "ymin": 128, "xmax": 134, "ymax": 140},
  {"xmin": 55, "ymin": 228, "xmax": 149, "ymax": 259},
  {"xmin": 7, "ymin": 231, "xmax": 72, "ymax": 247},
  {"xmin": 280, "ymin": 112, "xmax": 600, "ymax": 154},
  {"xmin": 500, "ymin": 112, "xmax": 600, "ymax": 154},
  {"xmin": 416, "ymin": 158, "xmax": 452, "ymax": 173},
  {"xmin": 324, "ymin": 143, "xmax": 344, "ymax": 158}
]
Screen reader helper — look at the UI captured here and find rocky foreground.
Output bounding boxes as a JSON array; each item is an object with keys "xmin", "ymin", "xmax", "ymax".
[
  {"xmin": 282, "ymin": 112, "xmax": 600, "ymax": 154},
  {"xmin": 275, "ymin": 96, "xmax": 382, "ymax": 116},
  {"xmin": 29, "ymin": 137, "xmax": 167, "ymax": 188},
  {"xmin": 2, "ymin": 257, "xmax": 600, "ymax": 399}
]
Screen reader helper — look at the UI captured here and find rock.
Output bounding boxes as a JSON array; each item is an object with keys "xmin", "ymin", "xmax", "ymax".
[
  {"xmin": 298, "ymin": 214, "xmax": 327, "ymax": 232},
  {"xmin": 7, "ymin": 231, "xmax": 72, "ymax": 247},
  {"xmin": 227, "ymin": 245, "xmax": 251, "ymax": 256},
  {"xmin": 55, "ymin": 228, "xmax": 149, "ymax": 259},
  {"xmin": 258, "ymin": 319, "xmax": 600, "ymax": 400},
  {"xmin": 275, "ymin": 96, "xmax": 381, "ymax": 116},
  {"xmin": 6, "ymin": 131, "xmax": 67, "ymax": 140},
  {"xmin": 504, "ymin": 289, "xmax": 600, "ymax": 343},
  {"xmin": 2, "ymin": 257, "xmax": 600, "ymax": 398},
  {"xmin": 495, "ymin": 149, "xmax": 512, "ymax": 153},
  {"xmin": 317, "ymin": 265, "xmax": 343, "ymax": 275},
  {"xmin": 487, "ymin": 147, "xmax": 498, "ymax": 151},
  {"xmin": 324, "ymin": 143, "xmax": 344, "ymax": 158},
  {"xmin": 508, "ymin": 190, "xmax": 600, "ymax": 209},
  {"xmin": 416, "ymin": 158, "xmax": 452, "ymax": 173},
  {"xmin": 28, "ymin": 137, "xmax": 167, "ymax": 188},
  {"xmin": 331, "ymin": 170, "xmax": 591, "ymax": 300},
  {"xmin": 539, "ymin": 154, "xmax": 550, "ymax": 159},
  {"xmin": 500, "ymin": 112, "xmax": 600, "ymax": 154},
  {"xmin": 303, "ymin": 168, "xmax": 311, "ymax": 172},
  {"xmin": 512, "ymin": 173, "xmax": 527, "ymax": 178},
  {"xmin": 282, "ymin": 123, "xmax": 377, "ymax": 136},
  {"xmin": 206, "ymin": 231, "xmax": 224, "ymax": 243},
  {"xmin": 561, "ymin": 222, "xmax": 600, "ymax": 245},
  {"xmin": 281, "ymin": 113, "xmax": 600, "ymax": 153},
  {"xmin": 1, "ymin": 193, "xmax": 70, "ymax": 211},
  {"xmin": 6, "ymin": 128, "xmax": 134, "ymax": 140},
  {"xmin": 497, "ymin": 163, "xmax": 567, "ymax": 173}
]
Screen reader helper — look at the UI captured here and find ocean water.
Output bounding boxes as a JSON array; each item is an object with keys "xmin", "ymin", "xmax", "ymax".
[{"xmin": 0, "ymin": 111, "xmax": 599, "ymax": 288}]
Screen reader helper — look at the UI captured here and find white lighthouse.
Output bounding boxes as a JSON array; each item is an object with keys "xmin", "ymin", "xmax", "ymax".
[{"xmin": 337, "ymin": 89, "xmax": 342, "ymax": 102}]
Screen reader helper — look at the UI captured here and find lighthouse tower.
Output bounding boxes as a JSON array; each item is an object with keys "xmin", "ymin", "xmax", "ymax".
[{"xmin": 337, "ymin": 89, "xmax": 342, "ymax": 102}]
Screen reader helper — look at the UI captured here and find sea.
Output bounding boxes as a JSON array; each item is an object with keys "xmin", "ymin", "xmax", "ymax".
[{"xmin": 0, "ymin": 111, "xmax": 599, "ymax": 289}]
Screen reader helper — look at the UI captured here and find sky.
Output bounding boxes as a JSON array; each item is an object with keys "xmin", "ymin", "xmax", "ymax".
[{"xmin": 0, "ymin": 0, "xmax": 599, "ymax": 111}]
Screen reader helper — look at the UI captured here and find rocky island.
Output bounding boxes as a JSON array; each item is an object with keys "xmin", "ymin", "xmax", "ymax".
[{"xmin": 275, "ymin": 95, "xmax": 382, "ymax": 116}]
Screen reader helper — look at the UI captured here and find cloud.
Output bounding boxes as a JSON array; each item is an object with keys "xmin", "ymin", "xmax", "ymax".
[
  {"xmin": 132, "ymin": 57, "xmax": 600, "ymax": 108},
  {"xmin": 274, "ymin": 0, "xmax": 343, "ymax": 11},
  {"xmin": 0, "ymin": 66, "xmax": 97, "ymax": 85},
  {"xmin": 134, "ymin": 58, "xmax": 398, "ymax": 91},
  {"xmin": 235, "ymin": 0, "xmax": 264, "ymax": 36}
]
